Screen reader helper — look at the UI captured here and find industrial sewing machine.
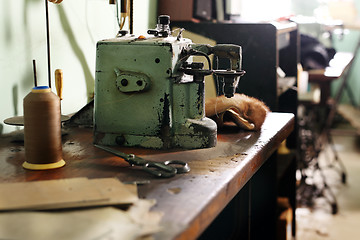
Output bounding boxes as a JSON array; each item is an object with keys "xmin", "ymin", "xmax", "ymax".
[{"xmin": 94, "ymin": 15, "xmax": 245, "ymax": 149}]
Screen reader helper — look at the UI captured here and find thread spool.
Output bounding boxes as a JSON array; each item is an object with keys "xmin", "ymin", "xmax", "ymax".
[{"xmin": 23, "ymin": 86, "xmax": 65, "ymax": 170}]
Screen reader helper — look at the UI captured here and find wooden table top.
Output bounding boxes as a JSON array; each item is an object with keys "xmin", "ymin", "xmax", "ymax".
[{"xmin": 0, "ymin": 112, "xmax": 294, "ymax": 240}]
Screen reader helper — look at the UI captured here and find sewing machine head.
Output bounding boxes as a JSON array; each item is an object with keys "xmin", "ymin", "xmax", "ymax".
[{"xmin": 94, "ymin": 15, "xmax": 245, "ymax": 149}]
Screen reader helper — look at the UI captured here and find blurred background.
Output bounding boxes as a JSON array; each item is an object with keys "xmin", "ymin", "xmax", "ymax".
[{"xmin": 0, "ymin": 0, "xmax": 359, "ymax": 134}]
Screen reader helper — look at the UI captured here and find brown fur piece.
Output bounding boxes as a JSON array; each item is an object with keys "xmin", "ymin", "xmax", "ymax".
[{"xmin": 205, "ymin": 94, "xmax": 270, "ymax": 131}]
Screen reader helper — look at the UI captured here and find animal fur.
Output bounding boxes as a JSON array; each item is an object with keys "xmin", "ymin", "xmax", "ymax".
[{"xmin": 205, "ymin": 93, "xmax": 270, "ymax": 131}]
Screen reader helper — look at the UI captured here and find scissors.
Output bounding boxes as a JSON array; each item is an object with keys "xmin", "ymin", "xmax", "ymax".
[{"xmin": 95, "ymin": 145, "xmax": 190, "ymax": 178}]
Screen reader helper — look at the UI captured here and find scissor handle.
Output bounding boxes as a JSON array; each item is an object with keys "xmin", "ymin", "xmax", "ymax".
[
  {"xmin": 142, "ymin": 162, "xmax": 177, "ymax": 178},
  {"xmin": 94, "ymin": 144, "xmax": 190, "ymax": 178},
  {"xmin": 164, "ymin": 160, "xmax": 191, "ymax": 174}
]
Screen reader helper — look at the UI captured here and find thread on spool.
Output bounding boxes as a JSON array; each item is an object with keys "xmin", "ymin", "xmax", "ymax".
[{"xmin": 23, "ymin": 86, "xmax": 65, "ymax": 170}]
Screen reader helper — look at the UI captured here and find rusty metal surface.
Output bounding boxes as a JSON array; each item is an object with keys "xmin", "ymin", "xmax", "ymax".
[{"xmin": 0, "ymin": 112, "xmax": 294, "ymax": 240}]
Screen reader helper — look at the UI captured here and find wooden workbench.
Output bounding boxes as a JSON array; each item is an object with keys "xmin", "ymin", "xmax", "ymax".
[{"xmin": 0, "ymin": 112, "xmax": 294, "ymax": 240}]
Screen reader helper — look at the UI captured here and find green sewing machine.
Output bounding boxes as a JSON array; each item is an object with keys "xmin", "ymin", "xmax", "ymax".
[{"xmin": 94, "ymin": 15, "xmax": 245, "ymax": 149}]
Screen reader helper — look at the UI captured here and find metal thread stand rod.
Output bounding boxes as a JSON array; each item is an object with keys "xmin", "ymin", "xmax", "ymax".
[{"xmin": 45, "ymin": 0, "xmax": 51, "ymax": 88}]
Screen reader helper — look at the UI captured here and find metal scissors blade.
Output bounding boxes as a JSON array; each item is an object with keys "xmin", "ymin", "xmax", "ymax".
[
  {"xmin": 95, "ymin": 144, "xmax": 130, "ymax": 160},
  {"xmin": 94, "ymin": 145, "xmax": 190, "ymax": 178}
]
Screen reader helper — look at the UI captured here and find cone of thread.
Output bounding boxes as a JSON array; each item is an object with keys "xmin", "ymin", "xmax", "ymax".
[{"xmin": 23, "ymin": 86, "xmax": 65, "ymax": 170}]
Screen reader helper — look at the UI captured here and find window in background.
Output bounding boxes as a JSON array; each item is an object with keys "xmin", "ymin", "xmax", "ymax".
[{"xmin": 237, "ymin": 0, "xmax": 292, "ymax": 21}]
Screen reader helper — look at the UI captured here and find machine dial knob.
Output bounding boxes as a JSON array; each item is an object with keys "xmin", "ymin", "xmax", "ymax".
[{"xmin": 158, "ymin": 15, "xmax": 170, "ymax": 25}]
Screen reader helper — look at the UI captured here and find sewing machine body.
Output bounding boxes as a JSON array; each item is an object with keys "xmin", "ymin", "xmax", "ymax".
[
  {"xmin": 94, "ymin": 15, "xmax": 243, "ymax": 149},
  {"xmin": 94, "ymin": 35, "xmax": 216, "ymax": 149}
]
